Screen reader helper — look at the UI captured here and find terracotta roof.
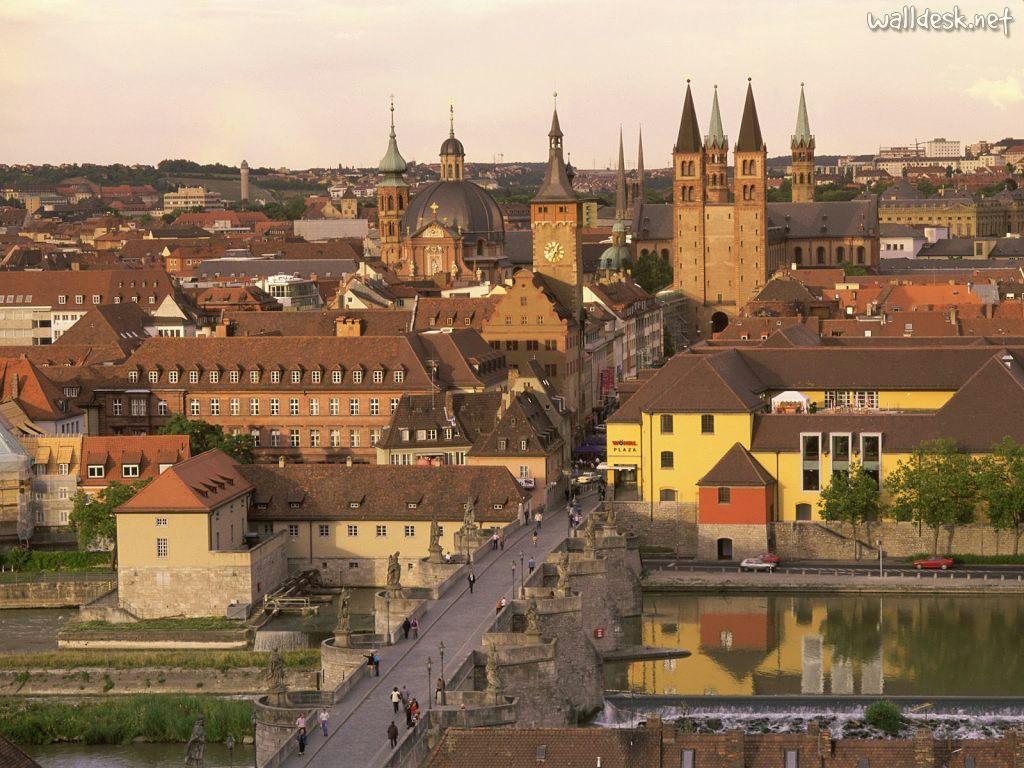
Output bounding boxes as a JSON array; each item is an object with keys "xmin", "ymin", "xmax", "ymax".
[
  {"xmin": 0, "ymin": 357, "xmax": 83, "ymax": 422},
  {"xmin": 0, "ymin": 344, "xmax": 127, "ymax": 366},
  {"xmin": 0, "ymin": 268, "xmax": 175, "ymax": 309},
  {"xmin": 241, "ymin": 464, "xmax": 526, "ymax": 522},
  {"xmin": 469, "ymin": 391, "xmax": 563, "ymax": 457},
  {"xmin": 116, "ymin": 449, "xmax": 251, "ymax": 513},
  {"xmin": 411, "ymin": 297, "xmax": 498, "ymax": 331},
  {"xmin": 378, "ymin": 392, "xmax": 501, "ymax": 450},
  {"xmin": 194, "ymin": 285, "xmax": 279, "ymax": 310},
  {"xmin": 425, "ymin": 728, "xmax": 661, "ymax": 768},
  {"xmin": 52, "ymin": 302, "xmax": 153, "ymax": 354},
  {"xmin": 80, "ymin": 435, "xmax": 190, "ymax": 486},
  {"xmin": 222, "ymin": 309, "xmax": 412, "ymax": 337},
  {"xmin": 698, "ymin": 443, "xmax": 775, "ymax": 486},
  {"xmin": 587, "ymin": 279, "xmax": 655, "ymax": 313},
  {"xmin": 0, "ymin": 735, "xmax": 42, "ymax": 768}
]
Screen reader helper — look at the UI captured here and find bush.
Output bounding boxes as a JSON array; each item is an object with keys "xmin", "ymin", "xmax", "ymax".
[
  {"xmin": 0, "ymin": 649, "xmax": 319, "ymax": 671},
  {"xmin": 906, "ymin": 553, "xmax": 1024, "ymax": 565},
  {"xmin": 865, "ymin": 700, "xmax": 904, "ymax": 735},
  {"xmin": 0, "ymin": 549, "xmax": 112, "ymax": 572}
]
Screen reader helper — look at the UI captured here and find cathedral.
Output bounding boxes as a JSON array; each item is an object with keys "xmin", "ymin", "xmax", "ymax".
[{"xmin": 376, "ymin": 103, "xmax": 509, "ymax": 283}]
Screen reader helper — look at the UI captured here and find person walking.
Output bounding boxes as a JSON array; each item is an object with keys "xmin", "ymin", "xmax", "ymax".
[
  {"xmin": 411, "ymin": 617, "xmax": 419, "ymax": 639},
  {"xmin": 297, "ymin": 727, "xmax": 307, "ymax": 755},
  {"xmin": 491, "ymin": 530, "xmax": 499, "ymax": 550},
  {"xmin": 387, "ymin": 721, "xmax": 399, "ymax": 748},
  {"xmin": 410, "ymin": 698, "xmax": 420, "ymax": 725},
  {"xmin": 318, "ymin": 708, "xmax": 329, "ymax": 737},
  {"xmin": 391, "ymin": 686, "xmax": 402, "ymax": 713},
  {"xmin": 534, "ymin": 510, "xmax": 543, "ymax": 530},
  {"xmin": 467, "ymin": 571, "xmax": 476, "ymax": 594},
  {"xmin": 372, "ymin": 652, "xmax": 381, "ymax": 676},
  {"xmin": 295, "ymin": 714, "xmax": 307, "ymax": 732},
  {"xmin": 402, "ymin": 617, "xmax": 411, "ymax": 640},
  {"xmin": 528, "ymin": 556, "xmax": 536, "ymax": 574},
  {"xmin": 404, "ymin": 700, "xmax": 413, "ymax": 728},
  {"xmin": 435, "ymin": 676, "xmax": 445, "ymax": 704},
  {"xmin": 532, "ymin": 529, "xmax": 539, "ymax": 547},
  {"xmin": 499, "ymin": 531, "xmax": 506, "ymax": 550}
]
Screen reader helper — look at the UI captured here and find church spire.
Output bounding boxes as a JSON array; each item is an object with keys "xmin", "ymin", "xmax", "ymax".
[
  {"xmin": 636, "ymin": 126, "xmax": 645, "ymax": 202},
  {"xmin": 378, "ymin": 95, "xmax": 408, "ymax": 175},
  {"xmin": 439, "ymin": 100, "xmax": 465, "ymax": 181},
  {"xmin": 674, "ymin": 80, "xmax": 702, "ymax": 154},
  {"xmin": 615, "ymin": 128, "xmax": 627, "ymax": 221},
  {"xmin": 792, "ymin": 83, "xmax": 813, "ymax": 147},
  {"xmin": 706, "ymin": 85, "xmax": 727, "ymax": 149},
  {"xmin": 736, "ymin": 78, "xmax": 765, "ymax": 153},
  {"xmin": 534, "ymin": 94, "xmax": 576, "ymax": 202}
]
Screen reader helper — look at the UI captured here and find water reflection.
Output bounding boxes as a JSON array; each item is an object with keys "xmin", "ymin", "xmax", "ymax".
[
  {"xmin": 609, "ymin": 592, "xmax": 1024, "ymax": 697},
  {"xmin": 28, "ymin": 742, "xmax": 253, "ymax": 768}
]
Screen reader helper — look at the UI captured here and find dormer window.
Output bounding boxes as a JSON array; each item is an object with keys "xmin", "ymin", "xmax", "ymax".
[
  {"xmin": 250, "ymin": 370, "xmax": 260, "ymax": 383},
  {"xmin": 311, "ymin": 370, "xmax": 322, "ymax": 384},
  {"xmin": 271, "ymin": 370, "xmax": 281, "ymax": 383},
  {"xmin": 372, "ymin": 370, "xmax": 384, "ymax": 383},
  {"xmin": 498, "ymin": 439, "xmax": 507, "ymax": 451},
  {"xmin": 189, "ymin": 370, "xmax": 199, "ymax": 384},
  {"xmin": 444, "ymin": 428, "xmax": 453, "ymax": 440},
  {"xmin": 348, "ymin": 501, "xmax": 360, "ymax": 509},
  {"xmin": 87, "ymin": 465, "xmax": 105, "ymax": 478},
  {"xmin": 331, "ymin": 370, "xmax": 342, "ymax": 384},
  {"xmin": 288, "ymin": 500, "xmax": 302, "ymax": 509},
  {"xmin": 229, "ymin": 370, "xmax": 240, "ymax": 383},
  {"xmin": 128, "ymin": 370, "xmax": 139, "ymax": 383},
  {"xmin": 148, "ymin": 371, "xmax": 159, "ymax": 384},
  {"xmin": 291, "ymin": 370, "xmax": 302, "ymax": 383},
  {"xmin": 353, "ymin": 370, "xmax": 363, "ymax": 384},
  {"xmin": 209, "ymin": 371, "xmax": 219, "ymax": 383},
  {"xmin": 400, "ymin": 429, "xmax": 410, "ymax": 442},
  {"xmin": 520, "ymin": 440, "xmax": 528, "ymax": 451},
  {"xmin": 406, "ymin": 502, "xmax": 418, "ymax": 509},
  {"xmin": 168, "ymin": 370, "xmax": 179, "ymax": 384},
  {"xmin": 493, "ymin": 503, "xmax": 503, "ymax": 510},
  {"xmin": 122, "ymin": 464, "xmax": 140, "ymax": 478},
  {"xmin": 394, "ymin": 370, "xmax": 404, "ymax": 383}
]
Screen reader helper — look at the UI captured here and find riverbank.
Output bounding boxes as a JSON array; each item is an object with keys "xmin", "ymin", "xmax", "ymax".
[
  {"xmin": 0, "ymin": 695, "xmax": 253, "ymax": 746},
  {"xmin": 58, "ymin": 617, "xmax": 251, "ymax": 649},
  {"xmin": 643, "ymin": 569, "xmax": 1024, "ymax": 593}
]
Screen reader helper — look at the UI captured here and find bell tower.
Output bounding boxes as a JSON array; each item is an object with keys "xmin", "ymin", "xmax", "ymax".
[
  {"xmin": 791, "ymin": 83, "xmax": 816, "ymax": 203},
  {"xmin": 376, "ymin": 97, "xmax": 409, "ymax": 265},
  {"xmin": 531, "ymin": 96, "xmax": 583, "ymax": 319},
  {"xmin": 733, "ymin": 79, "xmax": 768, "ymax": 310},
  {"xmin": 439, "ymin": 103, "xmax": 465, "ymax": 181},
  {"xmin": 672, "ymin": 80, "xmax": 706, "ymax": 302},
  {"xmin": 704, "ymin": 86, "xmax": 728, "ymax": 204}
]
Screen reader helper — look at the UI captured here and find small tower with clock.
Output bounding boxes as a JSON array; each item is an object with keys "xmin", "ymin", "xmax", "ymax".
[{"xmin": 531, "ymin": 97, "xmax": 583, "ymax": 319}]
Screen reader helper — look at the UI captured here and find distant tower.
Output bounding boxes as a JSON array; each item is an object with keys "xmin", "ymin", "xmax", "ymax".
[
  {"xmin": 635, "ymin": 126, "xmax": 645, "ymax": 205},
  {"xmin": 671, "ymin": 80, "xmax": 706, "ymax": 295},
  {"xmin": 791, "ymin": 83, "xmax": 816, "ymax": 203},
  {"xmin": 240, "ymin": 160, "xmax": 250, "ymax": 202},
  {"xmin": 705, "ymin": 86, "xmax": 729, "ymax": 204},
  {"xmin": 599, "ymin": 130, "xmax": 631, "ymax": 276},
  {"xmin": 733, "ymin": 79, "xmax": 768, "ymax": 309},
  {"xmin": 439, "ymin": 103, "xmax": 465, "ymax": 181},
  {"xmin": 377, "ymin": 97, "xmax": 410, "ymax": 265}
]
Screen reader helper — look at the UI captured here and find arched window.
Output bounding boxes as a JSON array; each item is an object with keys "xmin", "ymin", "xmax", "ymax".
[
  {"xmin": 398, "ymin": 195, "xmax": 404, "ymax": 211},
  {"xmin": 749, "ymin": 159, "xmax": 756, "ymax": 175},
  {"xmin": 793, "ymin": 246, "xmax": 803, "ymax": 264},
  {"xmin": 836, "ymin": 246, "xmax": 845, "ymax": 262},
  {"xmin": 816, "ymin": 246, "xmax": 826, "ymax": 265},
  {"xmin": 688, "ymin": 186, "xmax": 695, "ymax": 202},
  {"xmin": 856, "ymin": 246, "xmax": 865, "ymax": 264},
  {"xmin": 640, "ymin": 248, "xmax": 649, "ymax": 257},
  {"xmin": 476, "ymin": 240, "xmax": 484, "ymax": 256},
  {"xmin": 660, "ymin": 248, "xmax": 669, "ymax": 259},
  {"xmin": 387, "ymin": 195, "xmax": 394, "ymax": 212}
]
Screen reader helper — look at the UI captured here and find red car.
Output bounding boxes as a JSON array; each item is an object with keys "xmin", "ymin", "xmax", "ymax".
[
  {"xmin": 759, "ymin": 553, "xmax": 781, "ymax": 565},
  {"xmin": 914, "ymin": 556, "xmax": 953, "ymax": 570}
]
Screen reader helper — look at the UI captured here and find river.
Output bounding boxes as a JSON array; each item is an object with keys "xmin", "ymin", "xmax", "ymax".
[
  {"xmin": 604, "ymin": 591, "xmax": 1024, "ymax": 697},
  {"xmin": 27, "ymin": 742, "xmax": 253, "ymax": 767},
  {"xmin": 0, "ymin": 609, "xmax": 71, "ymax": 653}
]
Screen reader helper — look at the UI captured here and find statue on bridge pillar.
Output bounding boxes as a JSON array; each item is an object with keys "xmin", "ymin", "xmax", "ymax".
[
  {"xmin": 557, "ymin": 550, "xmax": 571, "ymax": 597},
  {"xmin": 386, "ymin": 551, "xmax": 403, "ymax": 597},
  {"xmin": 525, "ymin": 598, "xmax": 541, "ymax": 636},
  {"xmin": 334, "ymin": 587, "xmax": 352, "ymax": 646},
  {"xmin": 427, "ymin": 518, "xmax": 444, "ymax": 564},
  {"xmin": 265, "ymin": 649, "xmax": 288, "ymax": 701},
  {"xmin": 485, "ymin": 648, "xmax": 502, "ymax": 696},
  {"xmin": 184, "ymin": 717, "xmax": 205, "ymax": 768},
  {"xmin": 583, "ymin": 514, "xmax": 598, "ymax": 554}
]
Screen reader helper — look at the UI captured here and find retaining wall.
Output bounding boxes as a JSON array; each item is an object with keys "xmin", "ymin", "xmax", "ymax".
[{"xmin": 0, "ymin": 578, "xmax": 115, "ymax": 609}]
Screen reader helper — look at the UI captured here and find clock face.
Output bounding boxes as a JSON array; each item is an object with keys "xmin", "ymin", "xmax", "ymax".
[{"xmin": 543, "ymin": 241, "xmax": 565, "ymax": 263}]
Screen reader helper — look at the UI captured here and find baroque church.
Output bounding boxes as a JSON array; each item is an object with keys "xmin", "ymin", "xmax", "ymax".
[{"xmin": 376, "ymin": 103, "xmax": 509, "ymax": 284}]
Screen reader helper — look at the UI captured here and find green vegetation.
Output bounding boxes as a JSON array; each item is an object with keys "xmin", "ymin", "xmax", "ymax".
[
  {"xmin": 818, "ymin": 462, "xmax": 882, "ymax": 547},
  {"xmin": 630, "ymin": 251, "xmax": 672, "ymax": 294},
  {"xmin": 0, "ymin": 549, "xmax": 111, "ymax": 572},
  {"xmin": 767, "ymin": 178, "xmax": 791, "ymax": 202},
  {"xmin": 0, "ymin": 649, "xmax": 319, "ymax": 670},
  {"xmin": 842, "ymin": 264, "xmax": 869, "ymax": 276},
  {"xmin": 69, "ymin": 480, "xmax": 150, "ymax": 566},
  {"xmin": 864, "ymin": 700, "xmax": 904, "ymax": 735},
  {"xmin": 0, "ymin": 695, "xmax": 253, "ymax": 745},
  {"xmin": 814, "ymin": 182, "xmax": 860, "ymax": 202},
  {"xmin": 976, "ymin": 437, "xmax": 1024, "ymax": 554},
  {"xmin": 906, "ymin": 552, "xmax": 1024, "ymax": 565},
  {"xmin": 157, "ymin": 415, "xmax": 254, "ymax": 463},
  {"xmin": 62, "ymin": 617, "xmax": 243, "ymax": 635}
]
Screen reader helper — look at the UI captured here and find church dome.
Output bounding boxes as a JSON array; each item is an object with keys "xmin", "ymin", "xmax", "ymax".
[
  {"xmin": 440, "ymin": 135, "xmax": 465, "ymax": 157},
  {"xmin": 402, "ymin": 180, "xmax": 504, "ymax": 242},
  {"xmin": 598, "ymin": 243, "xmax": 630, "ymax": 272}
]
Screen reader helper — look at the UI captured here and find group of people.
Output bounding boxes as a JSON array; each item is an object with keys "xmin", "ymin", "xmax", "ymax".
[
  {"xmin": 387, "ymin": 685, "xmax": 421, "ymax": 746},
  {"xmin": 294, "ymin": 709, "xmax": 331, "ymax": 755}
]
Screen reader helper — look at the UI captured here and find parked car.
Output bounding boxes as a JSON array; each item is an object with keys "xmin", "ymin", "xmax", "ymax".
[
  {"xmin": 759, "ymin": 553, "xmax": 781, "ymax": 565},
  {"xmin": 518, "ymin": 477, "xmax": 536, "ymax": 489},
  {"xmin": 913, "ymin": 556, "xmax": 953, "ymax": 570},
  {"xmin": 740, "ymin": 557, "xmax": 776, "ymax": 572},
  {"xmin": 574, "ymin": 472, "xmax": 603, "ymax": 486}
]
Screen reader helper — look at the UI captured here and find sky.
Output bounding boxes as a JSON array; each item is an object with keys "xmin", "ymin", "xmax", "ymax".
[{"xmin": 1, "ymin": 0, "xmax": 1022, "ymax": 169}]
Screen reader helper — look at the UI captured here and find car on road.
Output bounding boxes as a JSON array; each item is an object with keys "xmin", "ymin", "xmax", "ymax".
[
  {"xmin": 574, "ymin": 472, "xmax": 603, "ymax": 486},
  {"xmin": 740, "ymin": 557, "xmax": 776, "ymax": 572},
  {"xmin": 914, "ymin": 556, "xmax": 954, "ymax": 570},
  {"xmin": 758, "ymin": 553, "xmax": 781, "ymax": 565},
  {"xmin": 517, "ymin": 477, "xmax": 536, "ymax": 489}
]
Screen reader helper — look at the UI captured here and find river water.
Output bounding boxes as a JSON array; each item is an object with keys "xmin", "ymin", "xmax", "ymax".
[
  {"xmin": 0, "ymin": 608, "xmax": 71, "ymax": 652},
  {"xmin": 604, "ymin": 591, "xmax": 1024, "ymax": 697},
  {"xmin": 28, "ymin": 742, "xmax": 253, "ymax": 767}
]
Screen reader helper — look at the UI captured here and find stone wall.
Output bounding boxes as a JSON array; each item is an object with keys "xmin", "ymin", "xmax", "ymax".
[
  {"xmin": 602, "ymin": 501, "xmax": 697, "ymax": 555},
  {"xmin": 320, "ymin": 637, "xmax": 373, "ymax": 693},
  {"xmin": 771, "ymin": 520, "xmax": 1024, "ymax": 561},
  {"xmin": 0, "ymin": 578, "xmax": 114, "ymax": 609},
  {"xmin": 482, "ymin": 631, "xmax": 558, "ymax": 727},
  {"xmin": 697, "ymin": 523, "xmax": 769, "ymax": 561},
  {"xmin": 0, "ymin": 666, "xmax": 314, "ymax": 696},
  {"xmin": 533, "ymin": 593, "xmax": 604, "ymax": 722}
]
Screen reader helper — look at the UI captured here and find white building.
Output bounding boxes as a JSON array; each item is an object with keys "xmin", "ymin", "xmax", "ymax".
[
  {"xmin": 292, "ymin": 219, "xmax": 368, "ymax": 241},
  {"xmin": 162, "ymin": 186, "xmax": 225, "ymax": 214},
  {"xmin": 924, "ymin": 138, "xmax": 961, "ymax": 159},
  {"xmin": 255, "ymin": 274, "xmax": 323, "ymax": 311}
]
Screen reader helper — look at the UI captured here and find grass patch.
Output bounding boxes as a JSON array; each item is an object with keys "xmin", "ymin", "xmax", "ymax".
[
  {"xmin": 1, "ymin": 550, "xmax": 112, "ymax": 571},
  {"xmin": 0, "ymin": 649, "xmax": 320, "ymax": 671},
  {"xmin": 906, "ymin": 552, "xmax": 1024, "ymax": 565},
  {"xmin": 62, "ymin": 617, "xmax": 243, "ymax": 634},
  {"xmin": 0, "ymin": 695, "xmax": 253, "ymax": 745}
]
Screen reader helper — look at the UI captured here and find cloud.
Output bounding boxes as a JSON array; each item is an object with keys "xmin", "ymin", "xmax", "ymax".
[{"xmin": 967, "ymin": 74, "xmax": 1024, "ymax": 109}]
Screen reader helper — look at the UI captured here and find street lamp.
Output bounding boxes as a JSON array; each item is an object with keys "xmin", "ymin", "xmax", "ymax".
[
  {"xmin": 519, "ymin": 552, "xmax": 525, "ymax": 595},
  {"xmin": 439, "ymin": 641, "xmax": 447, "ymax": 706},
  {"xmin": 226, "ymin": 735, "xmax": 235, "ymax": 768},
  {"xmin": 427, "ymin": 656, "xmax": 433, "ymax": 710},
  {"xmin": 385, "ymin": 594, "xmax": 391, "ymax": 646},
  {"xmin": 511, "ymin": 562, "xmax": 516, "ymax": 598}
]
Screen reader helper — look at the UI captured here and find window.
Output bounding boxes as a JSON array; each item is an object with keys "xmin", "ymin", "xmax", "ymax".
[
  {"xmin": 349, "ymin": 398, "xmax": 360, "ymax": 415},
  {"xmin": 861, "ymin": 433, "xmax": 881, "ymax": 485},
  {"xmin": 801, "ymin": 434, "xmax": 821, "ymax": 491},
  {"xmin": 207, "ymin": 370, "xmax": 219, "ymax": 384},
  {"xmin": 330, "ymin": 429, "xmax": 341, "ymax": 448},
  {"xmin": 526, "ymin": 340, "xmax": 538, "ymax": 351},
  {"xmin": 519, "ymin": 440, "xmax": 527, "ymax": 450},
  {"xmin": 148, "ymin": 370, "xmax": 159, "ymax": 384},
  {"xmin": 390, "ymin": 398, "xmax": 400, "ymax": 414},
  {"xmin": 831, "ymin": 434, "xmax": 851, "ymax": 478},
  {"xmin": 310, "ymin": 429, "xmax": 320, "ymax": 447},
  {"xmin": 660, "ymin": 451, "xmax": 674, "ymax": 469},
  {"xmin": 681, "ymin": 750, "xmax": 695, "ymax": 768},
  {"xmin": 123, "ymin": 464, "xmax": 140, "ymax": 478},
  {"xmin": 250, "ymin": 370, "xmax": 260, "ymax": 383},
  {"xmin": 157, "ymin": 400, "xmax": 168, "ymax": 416},
  {"xmin": 270, "ymin": 430, "xmax": 281, "ymax": 447},
  {"xmin": 230, "ymin": 398, "xmax": 240, "ymax": 416},
  {"xmin": 88, "ymin": 465, "xmax": 104, "ymax": 478},
  {"xmin": 287, "ymin": 524, "xmax": 299, "ymax": 538},
  {"xmin": 350, "ymin": 430, "xmax": 360, "ymax": 448},
  {"xmin": 156, "ymin": 538, "xmax": 168, "ymax": 558},
  {"xmin": 659, "ymin": 488, "xmax": 677, "ymax": 501},
  {"xmin": 58, "ymin": 295, "xmax": 66, "ymax": 305},
  {"xmin": 394, "ymin": 370, "xmax": 404, "ymax": 383},
  {"xmin": 329, "ymin": 398, "xmax": 340, "ymax": 416},
  {"xmin": 372, "ymin": 369, "xmax": 384, "ymax": 383},
  {"xmin": 289, "ymin": 398, "xmax": 299, "ymax": 416},
  {"xmin": 249, "ymin": 398, "xmax": 260, "ymax": 416},
  {"xmin": 311, "ymin": 370, "xmax": 321, "ymax": 384},
  {"xmin": 700, "ymin": 414, "xmax": 715, "ymax": 434},
  {"xmin": 309, "ymin": 399, "xmax": 320, "ymax": 416},
  {"xmin": 660, "ymin": 414, "xmax": 673, "ymax": 433},
  {"xmin": 251, "ymin": 428, "xmax": 260, "ymax": 447},
  {"xmin": 131, "ymin": 399, "xmax": 147, "ymax": 416},
  {"xmin": 347, "ymin": 524, "xmax": 358, "ymax": 537},
  {"xmin": 168, "ymin": 370, "xmax": 180, "ymax": 384},
  {"xmin": 717, "ymin": 487, "xmax": 731, "ymax": 504},
  {"xmin": 75, "ymin": 294, "xmax": 83, "ymax": 304},
  {"xmin": 370, "ymin": 398, "xmax": 380, "ymax": 416},
  {"xmin": 229, "ymin": 370, "xmax": 240, "ymax": 383},
  {"xmin": 189, "ymin": 370, "xmax": 199, "ymax": 384},
  {"xmin": 353, "ymin": 370, "xmax": 363, "ymax": 384},
  {"xmin": 271, "ymin": 370, "xmax": 281, "ymax": 383},
  {"xmin": 785, "ymin": 750, "xmax": 798, "ymax": 768},
  {"xmin": 376, "ymin": 525, "xmax": 387, "ymax": 537},
  {"xmin": 290, "ymin": 429, "xmax": 300, "ymax": 447},
  {"xmin": 112, "ymin": 398, "xmax": 123, "ymax": 416},
  {"xmin": 156, "ymin": 517, "xmax": 167, "ymax": 527},
  {"xmin": 371, "ymin": 428, "xmax": 381, "ymax": 446},
  {"xmin": 498, "ymin": 439, "xmax": 508, "ymax": 451},
  {"xmin": 404, "ymin": 525, "xmax": 415, "ymax": 537},
  {"xmin": 332, "ymin": 370, "xmax": 342, "ymax": 384},
  {"xmin": 318, "ymin": 524, "xmax": 330, "ymax": 538},
  {"xmin": 128, "ymin": 371, "xmax": 139, "ymax": 384},
  {"xmin": 190, "ymin": 399, "xmax": 200, "ymax": 416},
  {"xmin": 270, "ymin": 398, "xmax": 279, "ymax": 416},
  {"xmin": 291, "ymin": 370, "xmax": 302, "ymax": 383}
]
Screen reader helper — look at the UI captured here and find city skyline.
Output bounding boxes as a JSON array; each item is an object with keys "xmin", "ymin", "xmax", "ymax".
[{"xmin": 1, "ymin": 0, "xmax": 1020, "ymax": 168}]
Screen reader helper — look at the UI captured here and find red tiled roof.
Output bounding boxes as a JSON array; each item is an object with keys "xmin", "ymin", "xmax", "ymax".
[{"xmin": 116, "ymin": 449, "xmax": 251, "ymax": 513}]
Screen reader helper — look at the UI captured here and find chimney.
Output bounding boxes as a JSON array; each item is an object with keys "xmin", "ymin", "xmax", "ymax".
[
  {"xmin": 335, "ymin": 315, "xmax": 361, "ymax": 337},
  {"xmin": 278, "ymin": 456, "xmax": 286, "ymax": 468},
  {"xmin": 914, "ymin": 727, "xmax": 935, "ymax": 768}
]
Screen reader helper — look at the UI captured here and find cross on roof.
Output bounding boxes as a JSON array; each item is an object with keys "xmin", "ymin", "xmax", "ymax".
[{"xmin": 429, "ymin": 202, "xmax": 439, "ymax": 217}]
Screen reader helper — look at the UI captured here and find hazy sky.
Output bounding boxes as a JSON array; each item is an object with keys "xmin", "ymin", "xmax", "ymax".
[{"xmin": 1, "ymin": 0, "xmax": 1021, "ymax": 168}]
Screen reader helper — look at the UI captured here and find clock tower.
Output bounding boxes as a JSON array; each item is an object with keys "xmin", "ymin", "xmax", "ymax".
[{"xmin": 531, "ymin": 101, "xmax": 583, "ymax": 319}]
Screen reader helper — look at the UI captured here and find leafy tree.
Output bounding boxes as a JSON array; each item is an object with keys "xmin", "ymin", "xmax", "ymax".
[
  {"xmin": 630, "ymin": 251, "xmax": 672, "ymax": 294},
  {"xmin": 916, "ymin": 181, "xmax": 938, "ymax": 198},
  {"xmin": 818, "ymin": 462, "xmax": 882, "ymax": 555},
  {"xmin": 157, "ymin": 414, "xmax": 254, "ymax": 463},
  {"xmin": 976, "ymin": 437, "xmax": 1024, "ymax": 554},
  {"xmin": 945, "ymin": 165, "xmax": 954, "ymax": 178},
  {"xmin": 887, "ymin": 439, "xmax": 978, "ymax": 555},
  {"xmin": 69, "ymin": 480, "xmax": 151, "ymax": 566},
  {"xmin": 842, "ymin": 264, "xmax": 869, "ymax": 277},
  {"xmin": 161, "ymin": 213, "xmax": 177, "ymax": 224},
  {"xmin": 865, "ymin": 700, "xmax": 904, "ymax": 735},
  {"xmin": 663, "ymin": 333, "xmax": 676, "ymax": 358},
  {"xmin": 767, "ymin": 178, "xmax": 791, "ymax": 202}
]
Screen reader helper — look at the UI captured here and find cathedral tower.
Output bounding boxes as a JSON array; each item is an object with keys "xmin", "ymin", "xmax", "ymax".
[
  {"xmin": 440, "ymin": 103, "xmax": 465, "ymax": 181},
  {"xmin": 791, "ymin": 83, "xmax": 815, "ymax": 203},
  {"xmin": 531, "ymin": 100, "xmax": 583, "ymax": 319},
  {"xmin": 376, "ymin": 98, "xmax": 410, "ymax": 264},
  {"xmin": 672, "ymin": 81, "xmax": 706, "ymax": 301},
  {"xmin": 733, "ymin": 79, "xmax": 769, "ymax": 310},
  {"xmin": 704, "ymin": 87, "xmax": 728, "ymax": 204}
]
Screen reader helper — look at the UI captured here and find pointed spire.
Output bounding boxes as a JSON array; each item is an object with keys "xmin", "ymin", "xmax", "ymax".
[
  {"xmin": 792, "ymin": 82, "xmax": 813, "ymax": 147},
  {"xmin": 549, "ymin": 91, "xmax": 563, "ymax": 139},
  {"xmin": 674, "ymin": 80, "xmax": 702, "ymax": 154},
  {"xmin": 706, "ymin": 85, "xmax": 727, "ymax": 149},
  {"xmin": 378, "ymin": 95, "xmax": 408, "ymax": 175},
  {"xmin": 534, "ymin": 95, "xmax": 575, "ymax": 202},
  {"xmin": 449, "ymin": 100, "xmax": 455, "ymax": 138},
  {"xmin": 615, "ymin": 128, "xmax": 627, "ymax": 221},
  {"xmin": 736, "ymin": 78, "xmax": 765, "ymax": 153},
  {"xmin": 636, "ymin": 126, "xmax": 645, "ymax": 185}
]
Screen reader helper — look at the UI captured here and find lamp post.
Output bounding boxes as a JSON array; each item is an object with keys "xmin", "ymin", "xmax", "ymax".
[
  {"xmin": 439, "ymin": 641, "xmax": 446, "ymax": 705},
  {"xmin": 511, "ymin": 562, "xmax": 516, "ymax": 599},
  {"xmin": 226, "ymin": 735, "xmax": 235, "ymax": 768},
  {"xmin": 877, "ymin": 539, "xmax": 884, "ymax": 578},
  {"xmin": 427, "ymin": 656, "xmax": 433, "ymax": 710},
  {"xmin": 250, "ymin": 712, "xmax": 257, "ymax": 768},
  {"xmin": 385, "ymin": 594, "xmax": 391, "ymax": 646},
  {"xmin": 519, "ymin": 552, "xmax": 525, "ymax": 595}
]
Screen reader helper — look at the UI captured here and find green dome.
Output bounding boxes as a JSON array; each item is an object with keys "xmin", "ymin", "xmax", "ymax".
[
  {"xmin": 599, "ymin": 244, "xmax": 630, "ymax": 271},
  {"xmin": 379, "ymin": 131, "xmax": 407, "ymax": 174}
]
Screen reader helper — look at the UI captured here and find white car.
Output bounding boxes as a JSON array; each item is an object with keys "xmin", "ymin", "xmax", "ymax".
[{"xmin": 740, "ymin": 557, "xmax": 776, "ymax": 572}]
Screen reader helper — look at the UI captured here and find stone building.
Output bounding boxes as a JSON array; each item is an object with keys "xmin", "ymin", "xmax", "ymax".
[{"xmin": 878, "ymin": 179, "xmax": 1022, "ymax": 237}]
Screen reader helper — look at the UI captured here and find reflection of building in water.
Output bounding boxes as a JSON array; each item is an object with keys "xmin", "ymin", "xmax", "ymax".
[
  {"xmin": 861, "ymin": 650, "xmax": 884, "ymax": 695},
  {"xmin": 830, "ymin": 658, "xmax": 854, "ymax": 694},
  {"xmin": 801, "ymin": 635, "xmax": 824, "ymax": 694}
]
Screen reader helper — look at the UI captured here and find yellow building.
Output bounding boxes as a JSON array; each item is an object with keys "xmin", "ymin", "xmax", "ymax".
[
  {"xmin": 114, "ymin": 450, "xmax": 288, "ymax": 619},
  {"xmin": 607, "ymin": 339, "xmax": 1024, "ymax": 558}
]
